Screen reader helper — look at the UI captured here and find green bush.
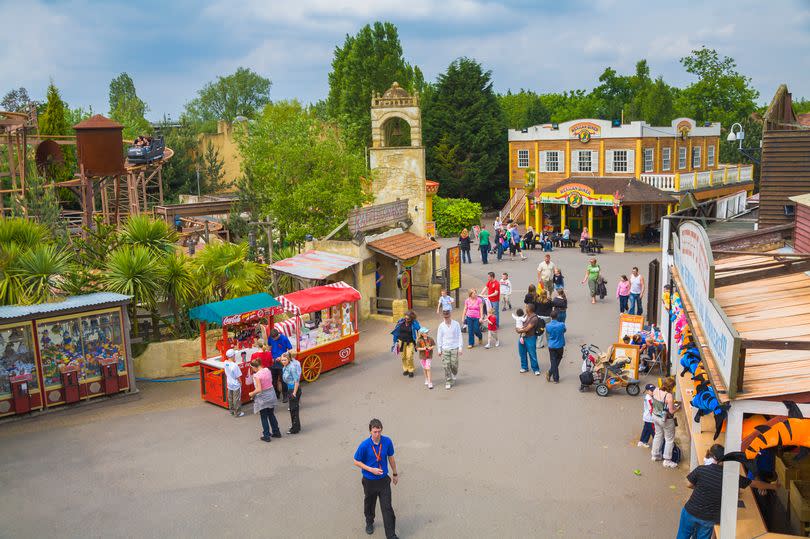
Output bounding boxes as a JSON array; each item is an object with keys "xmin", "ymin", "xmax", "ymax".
[{"xmin": 433, "ymin": 196, "xmax": 482, "ymax": 237}]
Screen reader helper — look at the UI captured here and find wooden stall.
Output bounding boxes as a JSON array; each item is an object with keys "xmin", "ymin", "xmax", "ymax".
[{"xmin": 187, "ymin": 293, "xmax": 283, "ymax": 409}]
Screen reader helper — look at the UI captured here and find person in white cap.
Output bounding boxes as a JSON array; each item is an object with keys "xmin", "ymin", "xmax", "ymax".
[{"xmin": 223, "ymin": 349, "xmax": 244, "ymax": 417}]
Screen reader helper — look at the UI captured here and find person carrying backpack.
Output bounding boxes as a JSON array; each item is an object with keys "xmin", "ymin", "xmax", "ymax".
[
  {"xmin": 516, "ymin": 303, "xmax": 543, "ymax": 376},
  {"xmin": 651, "ymin": 377, "xmax": 681, "ymax": 469}
]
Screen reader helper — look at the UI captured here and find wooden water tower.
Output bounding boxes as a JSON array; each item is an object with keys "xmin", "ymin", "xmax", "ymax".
[{"xmin": 73, "ymin": 114, "xmax": 125, "ymax": 176}]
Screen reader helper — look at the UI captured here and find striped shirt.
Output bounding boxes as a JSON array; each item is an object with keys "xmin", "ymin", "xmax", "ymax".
[{"xmin": 684, "ymin": 464, "xmax": 751, "ymax": 523}]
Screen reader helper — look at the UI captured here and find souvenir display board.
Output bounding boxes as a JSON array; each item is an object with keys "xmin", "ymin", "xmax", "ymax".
[
  {"xmin": 0, "ymin": 293, "xmax": 134, "ymax": 417},
  {"xmin": 37, "ymin": 308, "xmax": 129, "ymax": 405},
  {"xmin": 611, "ymin": 343, "xmax": 641, "ymax": 379},
  {"xmin": 618, "ymin": 313, "xmax": 644, "ymax": 341},
  {"xmin": 0, "ymin": 323, "xmax": 41, "ymax": 416}
]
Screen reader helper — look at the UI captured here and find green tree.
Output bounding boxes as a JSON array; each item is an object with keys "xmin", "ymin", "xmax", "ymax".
[
  {"xmin": 184, "ymin": 67, "xmax": 271, "ymax": 131},
  {"xmin": 160, "ymin": 120, "xmax": 200, "ymax": 199},
  {"xmin": 108, "ymin": 73, "xmax": 150, "ymax": 140},
  {"xmin": 39, "ymin": 81, "xmax": 75, "ymax": 182},
  {"xmin": 192, "ymin": 242, "xmax": 265, "ymax": 302},
  {"xmin": 499, "ymin": 90, "xmax": 550, "ymax": 129},
  {"xmin": 423, "ymin": 58, "xmax": 505, "ymax": 202},
  {"xmin": 16, "ymin": 244, "xmax": 73, "ymax": 304},
  {"xmin": 239, "ymin": 100, "xmax": 371, "ymax": 243},
  {"xmin": 103, "ymin": 245, "xmax": 164, "ymax": 335},
  {"xmin": 160, "ymin": 252, "xmax": 195, "ymax": 335},
  {"xmin": 11, "ymin": 168, "xmax": 64, "ymax": 236},
  {"xmin": 633, "ymin": 76, "xmax": 675, "ymax": 126},
  {"xmin": 326, "ymin": 21, "xmax": 419, "ymax": 149},
  {"xmin": 197, "ymin": 140, "xmax": 229, "ymax": 193},
  {"xmin": 118, "ymin": 215, "xmax": 178, "ymax": 255},
  {"xmin": 539, "ymin": 90, "xmax": 602, "ymax": 123},
  {"xmin": 1, "ymin": 87, "xmax": 32, "ymax": 112}
]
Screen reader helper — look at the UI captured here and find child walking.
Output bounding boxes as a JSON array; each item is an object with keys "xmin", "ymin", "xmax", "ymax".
[
  {"xmin": 499, "ymin": 272, "xmax": 512, "ymax": 310},
  {"xmin": 485, "ymin": 310, "xmax": 499, "ymax": 348},
  {"xmin": 552, "ymin": 268, "xmax": 565, "ymax": 291},
  {"xmin": 512, "ymin": 308, "xmax": 526, "ymax": 345},
  {"xmin": 436, "ymin": 288, "xmax": 454, "ymax": 314},
  {"xmin": 416, "ymin": 327, "xmax": 435, "ymax": 389},
  {"xmin": 638, "ymin": 383, "xmax": 656, "ymax": 447}
]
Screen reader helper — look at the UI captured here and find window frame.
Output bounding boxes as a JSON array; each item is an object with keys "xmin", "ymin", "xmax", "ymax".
[
  {"xmin": 577, "ymin": 150, "xmax": 592, "ymax": 172},
  {"xmin": 662, "ymin": 147, "xmax": 672, "ymax": 171},
  {"xmin": 643, "ymin": 148, "xmax": 654, "ymax": 173},
  {"xmin": 707, "ymin": 145, "xmax": 715, "ymax": 167},
  {"xmin": 613, "ymin": 150, "xmax": 628, "ymax": 173},
  {"xmin": 546, "ymin": 151, "xmax": 560, "ymax": 172},
  {"xmin": 678, "ymin": 147, "xmax": 687, "ymax": 170},
  {"xmin": 517, "ymin": 149, "xmax": 529, "ymax": 168},
  {"xmin": 692, "ymin": 146, "xmax": 702, "ymax": 169}
]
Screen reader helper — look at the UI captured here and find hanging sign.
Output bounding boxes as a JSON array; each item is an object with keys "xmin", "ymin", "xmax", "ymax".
[
  {"xmin": 539, "ymin": 183, "xmax": 615, "ymax": 207},
  {"xmin": 569, "ymin": 122, "xmax": 601, "ymax": 143},
  {"xmin": 222, "ymin": 307, "xmax": 283, "ymax": 326}
]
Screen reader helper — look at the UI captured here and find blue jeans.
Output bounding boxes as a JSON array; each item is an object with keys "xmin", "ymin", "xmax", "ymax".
[
  {"xmin": 480, "ymin": 245, "xmax": 489, "ymax": 264},
  {"xmin": 619, "ymin": 295, "xmax": 629, "ymax": 313},
  {"xmin": 629, "ymin": 293, "xmax": 643, "ymax": 315},
  {"xmin": 259, "ymin": 407, "xmax": 280, "ymax": 438},
  {"xmin": 490, "ymin": 301, "xmax": 500, "ymax": 327},
  {"xmin": 496, "ymin": 243, "xmax": 504, "ymax": 260},
  {"xmin": 519, "ymin": 335, "xmax": 539, "ymax": 372},
  {"xmin": 461, "ymin": 248, "xmax": 471, "ymax": 263},
  {"xmin": 676, "ymin": 507, "xmax": 714, "ymax": 539},
  {"xmin": 466, "ymin": 317, "xmax": 482, "ymax": 346}
]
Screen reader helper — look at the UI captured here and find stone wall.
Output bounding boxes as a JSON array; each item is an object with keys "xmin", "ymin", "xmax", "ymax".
[{"xmin": 132, "ymin": 332, "xmax": 220, "ymax": 379}]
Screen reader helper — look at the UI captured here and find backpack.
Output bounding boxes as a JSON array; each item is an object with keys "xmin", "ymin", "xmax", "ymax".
[
  {"xmin": 532, "ymin": 315, "xmax": 545, "ymax": 337},
  {"xmin": 671, "ymin": 443, "xmax": 682, "ymax": 464},
  {"xmin": 579, "ymin": 370, "xmax": 594, "ymax": 386}
]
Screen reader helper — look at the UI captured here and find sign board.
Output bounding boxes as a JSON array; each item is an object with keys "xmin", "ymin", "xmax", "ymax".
[
  {"xmin": 361, "ymin": 257, "xmax": 376, "ymax": 275},
  {"xmin": 348, "ymin": 199, "xmax": 409, "ymax": 235},
  {"xmin": 569, "ymin": 121, "xmax": 601, "ymax": 143},
  {"xmin": 446, "ymin": 246, "xmax": 462, "ymax": 292},
  {"xmin": 539, "ymin": 184, "xmax": 615, "ymax": 207},
  {"xmin": 618, "ymin": 314, "xmax": 644, "ymax": 341},
  {"xmin": 673, "ymin": 222, "xmax": 741, "ymax": 396},
  {"xmin": 612, "ymin": 343, "xmax": 640, "ymax": 380},
  {"xmin": 426, "ymin": 221, "xmax": 436, "ymax": 238}
]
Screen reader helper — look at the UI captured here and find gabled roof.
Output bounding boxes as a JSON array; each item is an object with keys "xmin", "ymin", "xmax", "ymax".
[{"xmin": 367, "ymin": 232, "xmax": 440, "ymax": 260}]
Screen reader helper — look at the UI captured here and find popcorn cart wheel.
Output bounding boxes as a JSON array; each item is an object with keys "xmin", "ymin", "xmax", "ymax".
[{"xmin": 302, "ymin": 354, "xmax": 322, "ymax": 383}]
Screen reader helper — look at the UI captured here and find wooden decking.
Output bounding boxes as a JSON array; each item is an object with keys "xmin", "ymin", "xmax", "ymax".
[{"xmin": 713, "ymin": 254, "xmax": 810, "ymax": 400}]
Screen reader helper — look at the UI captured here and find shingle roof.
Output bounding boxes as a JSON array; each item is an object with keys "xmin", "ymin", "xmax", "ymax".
[
  {"xmin": 538, "ymin": 177, "xmax": 677, "ymax": 204},
  {"xmin": 367, "ymin": 232, "xmax": 440, "ymax": 261},
  {"xmin": 0, "ymin": 293, "xmax": 131, "ymax": 321}
]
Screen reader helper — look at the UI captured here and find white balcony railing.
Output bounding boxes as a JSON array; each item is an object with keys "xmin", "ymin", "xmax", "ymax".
[{"xmin": 639, "ymin": 163, "xmax": 754, "ymax": 192}]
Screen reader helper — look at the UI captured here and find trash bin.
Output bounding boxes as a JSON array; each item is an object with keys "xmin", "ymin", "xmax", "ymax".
[{"xmin": 614, "ymin": 233, "xmax": 626, "ymax": 253}]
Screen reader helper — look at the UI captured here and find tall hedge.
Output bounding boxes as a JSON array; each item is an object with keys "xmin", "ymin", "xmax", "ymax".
[{"xmin": 433, "ymin": 196, "xmax": 482, "ymax": 237}]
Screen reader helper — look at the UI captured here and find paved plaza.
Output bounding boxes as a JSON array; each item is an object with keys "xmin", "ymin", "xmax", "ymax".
[{"xmin": 0, "ymin": 243, "xmax": 685, "ymax": 538}]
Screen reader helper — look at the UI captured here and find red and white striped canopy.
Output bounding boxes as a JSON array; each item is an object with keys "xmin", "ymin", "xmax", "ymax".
[
  {"xmin": 273, "ymin": 317, "xmax": 297, "ymax": 337},
  {"xmin": 277, "ymin": 282, "xmax": 361, "ymax": 315}
]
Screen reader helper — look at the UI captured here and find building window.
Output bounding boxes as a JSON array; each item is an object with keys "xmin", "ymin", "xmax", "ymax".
[
  {"xmin": 692, "ymin": 146, "xmax": 702, "ymax": 169},
  {"xmin": 578, "ymin": 151, "xmax": 592, "ymax": 172},
  {"xmin": 546, "ymin": 151, "xmax": 560, "ymax": 172},
  {"xmin": 613, "ymin": 150, "xmax": 628, "ymax": 172},
  {"xmin": 678, "ymin": 147, "xmax": 687, "ymax": 169},
  {"xmin": 662, "ymin": 147, "xmax": 672, "ymax": 171},
  {"xmin": 707, "ymin": 145, "xmax": 715, "ymax": 167},
  {"xmin": 517, "ymin": 149, "xmax": 529, "ymax": 168},
  {"xmin": 643, "ymin": 148, "xmax": 654, "ymax": 173}
]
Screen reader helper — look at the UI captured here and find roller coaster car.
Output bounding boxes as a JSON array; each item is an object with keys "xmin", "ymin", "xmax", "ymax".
[{"xmin": 127, "ymin": 135, "xmax": 165, "ymax": 165}]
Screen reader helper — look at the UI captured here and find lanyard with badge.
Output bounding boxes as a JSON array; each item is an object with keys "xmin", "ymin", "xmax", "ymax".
[{"xmin": 371, "ymin": 440, "xmax": 382, "ymax": 468}]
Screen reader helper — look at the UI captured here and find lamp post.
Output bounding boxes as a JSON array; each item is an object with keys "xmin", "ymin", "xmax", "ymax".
[{"xmin": 726, "ymin": 121, "xmax": 761, "ymax": 164}]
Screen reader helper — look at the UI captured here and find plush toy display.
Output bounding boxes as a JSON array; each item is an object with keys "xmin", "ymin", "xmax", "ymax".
[{"xmin": 742, "ymin": 401, "xmax": 810, "ymax": 461}]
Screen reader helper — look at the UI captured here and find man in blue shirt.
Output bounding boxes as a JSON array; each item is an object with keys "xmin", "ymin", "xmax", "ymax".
[
  {"xmin": 268, "ymin": 328, "xmax": 292, "ymax": 401},
  {"xmin": 545, "ymin": 311, "xmax": 567, "ymax": 383},
  {"xmin": 353, "ymin": 418, "xmax": 399, "ymax": 538}
]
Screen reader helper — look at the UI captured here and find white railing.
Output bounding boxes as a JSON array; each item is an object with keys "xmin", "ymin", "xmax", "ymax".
[
  {"xmin": 696, "ymin": 171, "xmax": 713, "ymax": 188},
  {"xmin": 740, "ymin": 165, "xmax": 753, "ymax": 182},
  {"xmin": 639, "ymin": 174, "xmax": 676, "ymax": 191},
  {"xmin": 681, "ymin": 172, "xmax": 696, "ymax": 190}
]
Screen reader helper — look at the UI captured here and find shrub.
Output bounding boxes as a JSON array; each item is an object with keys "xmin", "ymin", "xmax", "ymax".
[{"xmin": 433, "ymin": 196, "xmax": 482, "ymax": 237}]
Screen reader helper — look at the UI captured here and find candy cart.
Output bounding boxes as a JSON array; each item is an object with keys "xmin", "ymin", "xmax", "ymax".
[
  {"xmin": 275, "ymin": 282, "xmax": 361, "ymax": 382},
  {"xmin": 187, "ymin": 293, "xmax": 284, "ymax": 409}
]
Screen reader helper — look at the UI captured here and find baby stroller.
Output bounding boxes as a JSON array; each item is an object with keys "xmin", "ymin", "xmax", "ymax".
[
  {"xmin": 578, "ymin": 344, "xmax": 601, "ymax": 392},
  {"xmin": 593, "ymin": 353, "xmax": 640, "ymax": 397}
]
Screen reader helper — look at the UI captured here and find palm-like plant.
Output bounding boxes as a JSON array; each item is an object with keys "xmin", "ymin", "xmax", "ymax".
[
  {"xmin": 192, "ymin": 242, "xmax": 267, "ymax": 302},
  {"xmin": 161, "ymin": 252, "xmax": 195, "ymax": 334},
  {"xmin": 118, "ymin": 215, "xmax": 179, "ymax": 255},
  {"xmin": 0, "ymin": 217, "xmax": 50, "ymax": 250},
  {"xmin": 16, "ymin": 244, "xmax": 74, "ymax": 304},
  {"xmin": 103, "ymin": 245, "xmax": 164, "ymax": 335},
  {"xmin": 0, "ymin": 243, "xmax": 26, "ymax": 306}
]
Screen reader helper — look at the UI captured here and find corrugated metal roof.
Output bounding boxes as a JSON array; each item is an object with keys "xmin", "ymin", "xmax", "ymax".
[
  {"xmin": 270, "ymin": 250, "xmax": 360, "ymax": 280},
  {"xmin": 0, "ymin": 293, "xmax": 131, "ymax": 320}
]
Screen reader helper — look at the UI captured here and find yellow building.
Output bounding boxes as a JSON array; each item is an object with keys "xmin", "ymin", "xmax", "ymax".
[
  {"xmin": 505, "ymin": 118, "xmax": 755, "ymax": 241},
  {"xmin": 198, "ymin": 120, "xmax": 245, "ymax": 190}
]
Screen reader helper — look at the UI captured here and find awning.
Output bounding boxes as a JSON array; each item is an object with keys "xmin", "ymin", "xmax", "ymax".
[
  {"xmin": 189, "ymin": 293, "xmax": 283, "ymax": 325},
  {"xmin": 277, "ymin": 282, "xmax": 361, "ymax": 315},
  {"xmin": 366, "ymin": 232, "xmax": 439, "ymax": 261},
  {"xmin": 270, "ymin": 250, "xmax": 360, "ymax": 281}
]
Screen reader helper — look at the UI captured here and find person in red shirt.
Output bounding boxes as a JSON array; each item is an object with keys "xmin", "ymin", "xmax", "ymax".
[
  {"xmin": 485, "ymin": 311, "xmax": 499, "ymax": 348},
  {"xmin": 251, "ymin": 343, "xmax": 273, "ymax": 370},
  {"xmin": 482, "ymin": 272, "xmax": 501, "ymax": 328}
]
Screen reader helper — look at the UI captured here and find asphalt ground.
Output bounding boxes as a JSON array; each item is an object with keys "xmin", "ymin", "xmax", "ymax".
[{"xmin": 0, "ymin": 240, "xmax": 687, "ymax": 538}]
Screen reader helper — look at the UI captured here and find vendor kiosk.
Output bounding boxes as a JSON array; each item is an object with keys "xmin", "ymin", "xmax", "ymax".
[
  {"xmin": 187, "ymin": 293, "xmax": 284, "ymax": 409},
  {"xmin": 275, "ymin": 282, "xmax": 361, "ymax": 382}
]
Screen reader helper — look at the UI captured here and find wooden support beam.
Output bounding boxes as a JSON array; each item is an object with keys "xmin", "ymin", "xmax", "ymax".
[
  {"xmin": 715, "ymin": 259, "xmax": 810, "ymax": 287},
  {"xmin": 741, "ymin": 339, "xmax": 810, "ymax": 350}
]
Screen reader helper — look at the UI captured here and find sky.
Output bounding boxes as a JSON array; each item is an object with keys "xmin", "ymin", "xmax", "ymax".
[{"xmin": 2, "ymin": 0, "xmax": 809, "ymax": 121}]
